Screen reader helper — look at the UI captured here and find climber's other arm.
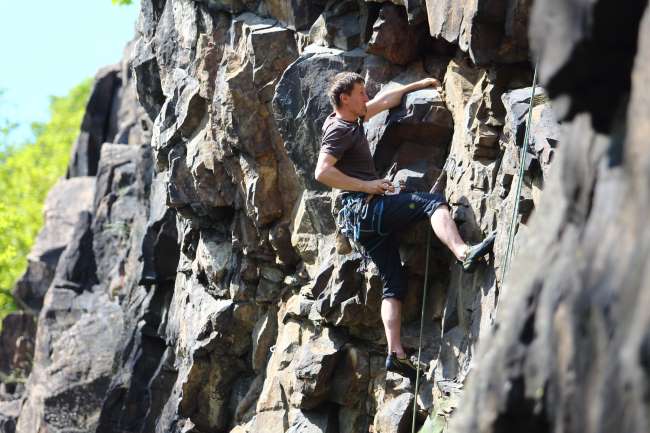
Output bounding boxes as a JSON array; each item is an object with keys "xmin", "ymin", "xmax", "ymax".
[
  {"xmin": 314, "ymin": 152, "xmax": 393, "ymax": 194},
  {"xmin": 364, "ymin": 77, "xmax": 441, "ymax": 121}
]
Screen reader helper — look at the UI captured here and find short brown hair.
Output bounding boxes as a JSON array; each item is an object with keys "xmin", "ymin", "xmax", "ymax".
[{"xmin": 328, "ymin": 72, "xmax": 365, "ymax": 108}]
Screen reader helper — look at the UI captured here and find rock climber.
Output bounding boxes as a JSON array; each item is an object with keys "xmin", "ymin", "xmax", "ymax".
[{"xmin": 314, "ymin": 72, "xmax": 496, "ymax": 381}]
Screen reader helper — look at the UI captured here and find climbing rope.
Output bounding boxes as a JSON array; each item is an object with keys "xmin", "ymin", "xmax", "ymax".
[
  {"xmin": 411, "ymin": 228, "xmax": 431, "ymax": 433},
  {"xmin": 499, "ymin": 61, "xmax": 539, "ymax": 284},
  {"xmin": 406, "ymin": 66, "xmax": 539, "ymax": 430}
]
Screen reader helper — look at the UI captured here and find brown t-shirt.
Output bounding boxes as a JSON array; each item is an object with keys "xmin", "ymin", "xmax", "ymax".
[{"xmin": 320, "ymin": 112, "xmax": 379, "ymax": 181}]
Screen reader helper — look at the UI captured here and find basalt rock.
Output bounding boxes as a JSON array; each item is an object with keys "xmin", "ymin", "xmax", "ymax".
[
  {"xmin": 66, "ymin": 65, "xmax": 121, "ymax": 178},
  {"xmin": 309, "ymin": 0, "xmax": 371, "ymax": 51},
  {"xmin": 424, "ymin": 0, "xmax": 532, "ymax": 65},
  {"xmin": 448, "ymin": 1, "xmax": 650, "ymax": 433},
  {"xmin": 67, "ymin": 44, "xmax": 152, "ymax": 177},
  {"xmin": 7, "ymin": 1, "xmax": 647, "ymax": 433},
  {"xmin": 367, "ymin": 2, "xmax": 430, "ymax": 66},
  {"xmin": 11, "ymin": 177, "xmax": 94, "ymax": 312}
]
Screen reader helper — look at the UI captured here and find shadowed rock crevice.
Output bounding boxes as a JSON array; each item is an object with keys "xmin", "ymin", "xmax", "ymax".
[{"xmin": 530, "ymin": 0, "xmax": 649, "ymax": 132}]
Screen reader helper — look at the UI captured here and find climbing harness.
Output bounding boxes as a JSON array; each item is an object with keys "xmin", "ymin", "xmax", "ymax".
[
  {"xmin": 337, "ymin": 192, "xmax": 391, "ymax": 256},
  {"xmin": 410, "ymin": 228, "xmax": 431, "ymax": 433},
  {"xmin": 337, "ymin": 192, "xmax": 370, "ymax": 242},
  {"xmin": 500, "ymin": 61, "xmax": 539, "ymax": 284}
]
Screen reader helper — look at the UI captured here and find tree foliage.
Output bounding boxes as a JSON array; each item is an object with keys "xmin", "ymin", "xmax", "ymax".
[
  {"xmin": 112, "ymin": 0, "xmax": 133, "ymax": 5},
  {"xmin": 0, "ymin": 80, "xmax": 92, "ymax": 327}
]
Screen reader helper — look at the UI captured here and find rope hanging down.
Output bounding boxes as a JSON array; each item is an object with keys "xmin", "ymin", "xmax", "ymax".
[
  {"xmin": 408, "ymin": 62, "xmax": 539, "ymax": 433},
  {"xmin": 500, "ymin": 61, "xmax": 539, "ymax": 283},
  {"xmin": 411, "ymin": 228, "xmax": 431, "ymax": 433}
]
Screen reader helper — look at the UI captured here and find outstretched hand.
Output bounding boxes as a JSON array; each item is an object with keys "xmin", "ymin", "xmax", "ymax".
[{"xmin": 417, "ymin": 77, "xmax": 441, "ymax": 90}]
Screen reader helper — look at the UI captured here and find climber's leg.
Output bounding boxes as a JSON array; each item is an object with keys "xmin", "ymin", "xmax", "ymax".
[
  {"xmin": 430, "ymin": 205, "xmax": 467, "ymax": 261},
  {"xmin": 381, "ymin": 298, "xmax": 404, "ymax": 356},
  {"xmin": 430, "ymin": 206, "xmax": 498, "ymax": 271},
  {"xmin": 359, "ymin": 232, "xmax": 408, "ymax": 353},
  {"xmin": 377, "ymin": 191, "xmax": 468, "ymax": 260},
  {"xmin": 356, "ymin": 194, "xmax": 443, "ymax": 381},
  {"xmin": 376, "ymin": 191, "xmax": 448, "ymax": 232}
]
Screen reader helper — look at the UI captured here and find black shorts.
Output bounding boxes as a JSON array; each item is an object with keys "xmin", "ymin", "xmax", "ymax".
[{"xmin": 356, "ymin": 192, "xmax": 448, "ymax": 301}]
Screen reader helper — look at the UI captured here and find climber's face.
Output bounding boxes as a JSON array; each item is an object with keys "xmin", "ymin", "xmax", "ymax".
[{"xmin": 340, "ymin": 82, "xmax": 369, "ymax": 117}]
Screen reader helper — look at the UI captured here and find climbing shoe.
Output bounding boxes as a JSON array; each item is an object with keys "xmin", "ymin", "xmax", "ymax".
[
  {"xmin": 385, "ymin": 352, "xmax": 424, "ymax": 382},
  {"xmin": 461, "ymin": 230, "xmax": 497, "ymax": 273}
]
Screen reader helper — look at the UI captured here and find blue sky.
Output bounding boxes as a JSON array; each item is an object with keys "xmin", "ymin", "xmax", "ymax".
[{"xmin": 0, "ymin": 0, "xmax": 140, "ymax": 144}]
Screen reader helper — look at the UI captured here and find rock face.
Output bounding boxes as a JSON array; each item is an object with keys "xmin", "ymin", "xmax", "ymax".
[
  {"xmin": 1, "ymin": 1, "xmax": 647, "ymax": 433},
  {"xmin": 12, "ymin": 177, "xmax": 95, "ymax": 312},
  {"xmin": 424, "ymin": 0, "xmax": 532, "ymax": 65},
  {"xmin": 448, "ymin": 1, "xmax": 650, "ymax": 433}
]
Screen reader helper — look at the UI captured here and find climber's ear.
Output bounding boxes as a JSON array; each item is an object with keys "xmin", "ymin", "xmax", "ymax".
[{"xmin": 339, "ymin": 92, "xmax": 351, "ymax": 107}]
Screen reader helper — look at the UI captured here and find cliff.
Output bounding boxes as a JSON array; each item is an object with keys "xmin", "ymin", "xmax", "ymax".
[{"xmin": 0, "ymin": 1, "xmax": 647, "ymax": 433}]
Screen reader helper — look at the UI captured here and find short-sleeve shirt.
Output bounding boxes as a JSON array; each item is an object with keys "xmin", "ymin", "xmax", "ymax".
[{"xmin": 320, "ymin": 112, "xmax": 379, "ymax": 181}]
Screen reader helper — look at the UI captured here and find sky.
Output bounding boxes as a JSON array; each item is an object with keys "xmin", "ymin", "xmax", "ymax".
[{"xmin": 0, "ymin": 0, "xmax": 140, "ymax": 144}]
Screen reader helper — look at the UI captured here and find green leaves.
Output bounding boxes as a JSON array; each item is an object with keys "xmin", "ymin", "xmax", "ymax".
[
  {"xmin": 111, "ymin": 0, "xmax": 133, "ymax": 5},
  {"xmin": 0, "ymin": 79, "xmax": 91, "ymax": 328}
]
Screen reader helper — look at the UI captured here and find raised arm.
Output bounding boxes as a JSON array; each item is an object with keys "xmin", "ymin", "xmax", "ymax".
[
  {"xmin": 364, "ymin": 77, "xmax": 441, "ymax": 121},
  {"xmin": 315, "ymin": 152, "xmax": 393, "ymax": 195}
]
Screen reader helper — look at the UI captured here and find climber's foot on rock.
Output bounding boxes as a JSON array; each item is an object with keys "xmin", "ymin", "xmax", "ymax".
[
  {"xmin": 386, "ymin": 352, "xmax": 424, "ymax": 382},
  {"xmin": 460, "ymin": 230, "xmax": 496, "ymax": 273}
]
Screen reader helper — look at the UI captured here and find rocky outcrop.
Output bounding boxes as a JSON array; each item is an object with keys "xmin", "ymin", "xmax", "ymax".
[
  {"xmin": 11, "ymin": 177, "xmax": 94, "ymax": 312},
  {"xmin": 0, "ymin": 42, "xmax": 156, "ymax": 433},
  {"xmin": 424, "ymin": 0, "xmax": 532, "ymax": 65},
  {"xmin": 67, "ymin": 46, "xmax": 151, "ymax": 178},
  {"xmin": 448, "ymin": 1, "xmax": 650, "ymax": 433},
  {"xmin": 13, "ymin": 140, "xmax": 156, "ymax": 433},
  {"xmin": 2, "ymin": 1, "xmax": 647, "ymax": 433}
]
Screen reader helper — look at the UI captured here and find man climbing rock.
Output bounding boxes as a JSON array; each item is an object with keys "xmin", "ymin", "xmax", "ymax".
[{"xmin": 314, "ymin": 72, "xmax": 496, "ymax": 381}]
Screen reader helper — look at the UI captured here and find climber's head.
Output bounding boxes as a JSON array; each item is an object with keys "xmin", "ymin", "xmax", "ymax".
[{"xmin": 328, "ymin": 72, "xmax": 369, "ymax": 118}]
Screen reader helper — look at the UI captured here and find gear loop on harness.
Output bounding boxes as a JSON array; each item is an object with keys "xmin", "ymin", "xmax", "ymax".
[{"xmin": 338, "ymin": 192, "xmax": 390, "ymax": 255}]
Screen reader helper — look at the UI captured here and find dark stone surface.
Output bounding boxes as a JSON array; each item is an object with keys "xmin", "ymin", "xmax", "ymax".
[
  {"xmin": 263, "ymin": 0, "xmax": 328, "ymax": 30},
  {"xmin": 132, "ymin": 41, "xmax": 165, "ymax": 121},
  {"xmin": 424, "ymin": 0, "xmax": 532, "ymax": 65},
  {"xmin": 50, "ymin": 211, "xmax": 98, "ymax": 293},
  {"xmin": 309, "ymin": 0, "xmax": 370, "ymax": 51},
  {"xmin": 529, "ymin": 0, "xmax": 648, "ymax": 131},
  {"xmin": 368, "ymin": 86, "xmax": 453, "ymax": 178},
  {"xmin": 273, "ymin": 48, "xmax": 365, "ymax": 190},
  {"xmin": 66, "ymin": 65, "xmax": 121, "ymax": 178},
  {"xmin": 15, "ymin": 138, "xmax": 160, "ymax": 433},
  {"xmin": 501, "ymin": 86, "xmax": 560, "ymax": 178},
  {"xmin": 139, "ymin": 172, "xmax": 180, "ymax": 286},
  {"xmin": 367, "ymin": 3, "xmax": 428, "ymax": 66},
  {"xmin": 12, "ymin": 177, "xmax": 94, "ymax": 312},
  {"xmin": 14, "ymin": 1, "xmax": 650, "ymax": 433},
  {"xmin": 450, "ymin": 2, "xmax": 650, "ymax": 433}
]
